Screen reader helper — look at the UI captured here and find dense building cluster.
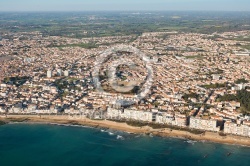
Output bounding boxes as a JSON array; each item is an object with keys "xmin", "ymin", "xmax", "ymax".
[{"xmin": 0, "ymin": 30, "xmax": 250, "ymax": 137}]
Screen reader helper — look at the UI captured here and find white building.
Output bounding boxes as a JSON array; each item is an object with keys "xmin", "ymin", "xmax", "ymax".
[
  {"xmin": 57, "ymin": 69, "xmax": 62, "ymax": 76},
  {"xmin": 224, "ymin": 121, "xmax": 250, "ymax": 137},
  {"xmin": 47, "ymin": 70, "xmax": 52, "ymax": 78},
  {"xmin": 155, "ymin": 112, "xmax": 175, "ymax": 125},
  {"xmin": 0, "ymin": 107, "xmax": 6, "ymax": 113},
  {"xmin": 189, "ymin": 117, "xmax": 220, "ymax": 132},
  {"xmin": 107, "ymin": 108, "xmax": 153, "ymax": 122},
  {"xmin": 64, "ymin": 70, "xmax": 69, "ymax": 77}
]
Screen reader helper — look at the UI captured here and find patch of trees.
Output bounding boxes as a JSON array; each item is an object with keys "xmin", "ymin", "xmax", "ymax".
[
  {"xmin": 235, "ymin": 78, "xmax": 249, "ymax": 84},
  {"xmin": 201, "ymin": 83, "xmax": 227, "ymax": 89},
  {"xmin": 48, "ymin": 42, "xmax": 98, "ymax": 49},
  {"xmin": 217, "ymin": 90, "xmax": 250, "ymax": 114},
  {"xmin": 182, "ymin": 93, "xmax": 199, "ymax": 102},
  {"xmin": 3, "ymin": 76, "xmax": 30, "ymax": 87}
]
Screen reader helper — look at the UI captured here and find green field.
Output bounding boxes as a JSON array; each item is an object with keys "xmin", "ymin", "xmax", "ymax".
[{"xmin": 1, "ymin": 12, "xmax": 250, "ymax": 38}]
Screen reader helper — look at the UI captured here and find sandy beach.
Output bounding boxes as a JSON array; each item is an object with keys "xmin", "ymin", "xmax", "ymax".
[{"xmin": 1, "ymin": 115, "xmax": 250, "ymax": 147}]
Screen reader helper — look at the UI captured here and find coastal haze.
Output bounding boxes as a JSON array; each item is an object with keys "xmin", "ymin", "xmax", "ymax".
[{"xmin": 0, "ymin": 0, "xmax": 250, "ymax": 166}]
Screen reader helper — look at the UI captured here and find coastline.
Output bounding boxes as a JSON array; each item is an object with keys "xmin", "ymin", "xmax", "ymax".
[{"xmin": 1, "ymin": 115, "xmax": 250, "ymax": 147}]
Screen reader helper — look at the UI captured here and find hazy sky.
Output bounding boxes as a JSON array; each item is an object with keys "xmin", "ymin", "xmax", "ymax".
[{"xmin": 0, "ymin": 0, "xmax": 250, "ymax": 11}]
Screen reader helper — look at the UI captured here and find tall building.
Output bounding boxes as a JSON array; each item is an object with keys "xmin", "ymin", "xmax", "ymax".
[
  {"xmin": 57, "ymin": 69, "xmax": 62, "ymax": 76},
  {"xmin": 189, "ymin": 117, "xmax": 220, "ymax": 132},
  {"xmin": 64, "ymin": 70, "xmax": 69, "ymax": 77},
  {"xmin": 47, "ymin": 70, "xmax": 52, "ymax": 78}
]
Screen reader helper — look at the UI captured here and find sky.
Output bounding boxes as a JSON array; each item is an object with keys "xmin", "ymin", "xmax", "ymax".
[{"xmin": 0, "ymin": 0, "xmax": 250, "ymax": 12}]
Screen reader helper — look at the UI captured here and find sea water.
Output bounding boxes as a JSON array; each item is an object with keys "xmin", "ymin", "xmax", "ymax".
[{"xmin": 0, "ymin": 123, "xmax": 249, "ymax": 166}]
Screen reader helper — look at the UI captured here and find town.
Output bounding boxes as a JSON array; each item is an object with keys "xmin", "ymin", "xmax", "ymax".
[{"xmin": 0, "ymin": 30, "xmax": 250, "ymax": 137}]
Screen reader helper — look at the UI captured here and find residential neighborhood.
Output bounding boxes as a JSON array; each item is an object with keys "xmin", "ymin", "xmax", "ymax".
[{"xmin": 0, "ymin": 30, "xmax": 250, "ymax": 137}]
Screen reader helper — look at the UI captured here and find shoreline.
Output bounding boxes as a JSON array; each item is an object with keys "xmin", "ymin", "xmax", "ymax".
[{"xmin": 1, "ymin": 115, "xmax": 250, "ymax": 147}]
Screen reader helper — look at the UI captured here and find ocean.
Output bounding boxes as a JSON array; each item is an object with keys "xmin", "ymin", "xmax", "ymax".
[{"xmin": 0, "ymin": 123, "xmax": 249, "ymax": 166}]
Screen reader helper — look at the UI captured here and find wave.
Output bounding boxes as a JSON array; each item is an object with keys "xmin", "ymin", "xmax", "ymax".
[
  {"xmin": 108, "ymin": 132, "xmax": 115, "ymax": 135},
  {"xmin": 185, "ymin": 140, "xmax": 197, "ymax": 144},
  {"xmin": 117, "ymin": 135, "xmax": 125, "ymax": 140},
  {"xmin": 6, "ymin": 121, "xmax": 95, "ymax": 129},
  {"xmin": 49, "ymin": 123, "xmax": 95, "ymax": 129}
]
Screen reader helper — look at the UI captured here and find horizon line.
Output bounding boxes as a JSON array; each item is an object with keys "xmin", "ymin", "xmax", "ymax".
[{"xmin": 1, "ymin": 10, "xmax": 250, "ymax": 12}]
